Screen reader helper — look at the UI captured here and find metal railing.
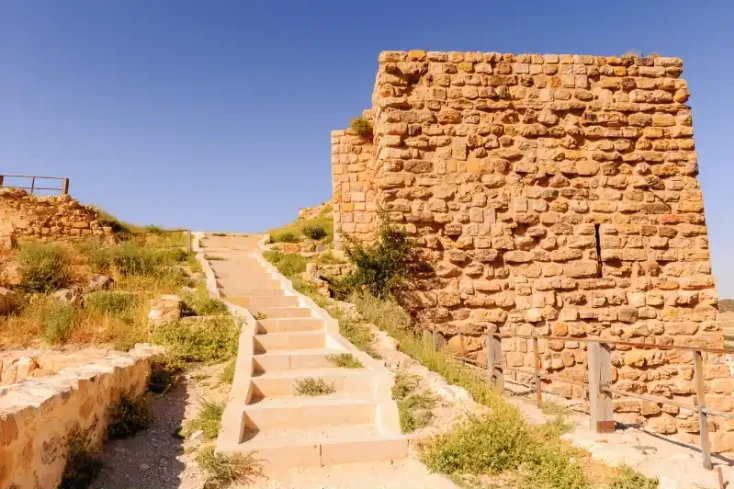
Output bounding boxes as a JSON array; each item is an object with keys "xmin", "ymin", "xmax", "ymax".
[
  {"xmin": 0, "ymin": 174, "xmax": 70, "ymax": 195},
  {"xmin": 433, "ymin": 330, "xmax": 733, "ymax": 470}
]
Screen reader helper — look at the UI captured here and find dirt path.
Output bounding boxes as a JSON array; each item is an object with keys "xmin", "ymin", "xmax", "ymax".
[{"xmin": 91, "ymin": 364, "xmax": 229, "ymax": 489}]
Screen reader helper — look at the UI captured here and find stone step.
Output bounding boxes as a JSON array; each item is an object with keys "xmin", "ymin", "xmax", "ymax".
[
  {"xmin": 253, "ymin": 348, "xmax": 345, "ymax": 374},
  {"xmin": 249, "ymin": 368, "xmax": 376, "ymax": 399},
  {"xmin": 217, "ymin": 279, "xmax": 282, "ymax": 290},
  {"xmin": 256, "ymin": 318, "xmax": 324, "ymax": 334},
  {"xmin": 253, "ymin": 307, "xmax": 313, "ymax": 319},
  {"xmin": 253, "ymin": 331, "xmax": 325, "ymax": 352},
  {"xmin": 230, "ymin": 295, "xmax": 300, "ymax": 309}
]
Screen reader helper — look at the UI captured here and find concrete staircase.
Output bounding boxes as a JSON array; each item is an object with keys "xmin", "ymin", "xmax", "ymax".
[{"xmin": 200, "ymin": 238, "xmax": 407, "ymax": 471}]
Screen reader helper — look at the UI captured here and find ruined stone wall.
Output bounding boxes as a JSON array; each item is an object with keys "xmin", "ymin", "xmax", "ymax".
[
  {"xmin": 331, "ymin": 110, "xmax": 378, "ymax": 249},
  {"xmin": 0, "ymin": 188, "xmax": 113, "ymax": 249},
  {"xmin": 338, "ymin": 50, "xmax": 731, "ymax": 449},
  {"xmin": 0, "ymin": 344, "xmax": 160, "ymax": 489}
]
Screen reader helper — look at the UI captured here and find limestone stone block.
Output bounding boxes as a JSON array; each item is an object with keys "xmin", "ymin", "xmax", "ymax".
[{"xmin": 148, "ymin": 294, "xmax": 181, "ymax": 327}]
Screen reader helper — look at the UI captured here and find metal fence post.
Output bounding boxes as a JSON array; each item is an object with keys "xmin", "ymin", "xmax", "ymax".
[
  {"xmin": 486, "ymin": 334, "xmax": 504, "ymax": 394},
  {"xmin": 588, "ymin": 342, "xmax": 615, "ymax": 433},
  {"xmin": 30, "ymin": 176, "xmax": 36, "ymax": 194},
  {"xmin": 62, "ymin": 178, "xmax": 70, "ymax": 195},
  {"xmin": 533, "ymin": 336, "xmax": 542, "ymax": 407},
  {"xmin": 693, "ymin": 349, "xmax": 713, "ymax": 470},
  {"xmin": 0, "ymin": 175, "xmax": 4, "ymax": 189}
]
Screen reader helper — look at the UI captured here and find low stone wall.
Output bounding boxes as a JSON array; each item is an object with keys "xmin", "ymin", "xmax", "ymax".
[
  {"xmin": 0, "ymin": 344, "xmax": 161, "ymax": 489},
  {"xmin": 0, "ymin": 188, "xmax": 113, "ymax": 249},
  {"xmin": 0, "ymin": 347, "xmax": 113, "ymax": 386}
]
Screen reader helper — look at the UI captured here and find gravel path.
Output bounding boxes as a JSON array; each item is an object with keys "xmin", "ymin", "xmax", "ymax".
[{"xmin": 91, "ymin": 364, "xmax": 228, "ymax": 489}]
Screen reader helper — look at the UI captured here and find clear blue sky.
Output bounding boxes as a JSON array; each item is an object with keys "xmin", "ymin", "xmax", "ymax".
[{"xmin": 2, "ymin": 1, "xmax": 733, "ymax": 297}]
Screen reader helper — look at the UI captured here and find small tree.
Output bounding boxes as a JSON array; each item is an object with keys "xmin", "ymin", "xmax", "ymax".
[{"xmin": 335, "ymin": 215, "xmax": 416, "ymax": 298}]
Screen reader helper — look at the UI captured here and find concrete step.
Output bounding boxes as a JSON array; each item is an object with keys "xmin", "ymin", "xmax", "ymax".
[
  {"xmin": 256, "ymin": 318, "xmax": 324, "ymax": 334},
  {"xmin": 223, "ymin": 288, "xmax": 285, "ymax": 297},
  {"xmin": 254, "ymin": 307, "xmax": 313, "ymax": 319},
  {"xmin": 243, "ymin": 398, "xmax": 377, "ymax": 432},
  {"xmin": 217, "ymin": 279, "xmax": 282, "ymax": 290},
  {"xmin": 253, "ymin": 331, "xmax": 325, "ymax": 353},
  {"xmin": 249, "ymin": 368, "xmax": 376, "ymax": 399},
  {"xmin": 230, "ymin": 295, "xmax": 300, "ymax": 309},
  {"xmin": 253, "ymin": 348, "xmax": 345, "ymax": 374},
  {"xmin": 233, "ymin": 423, "xmax": 408, "ymax": 470}
]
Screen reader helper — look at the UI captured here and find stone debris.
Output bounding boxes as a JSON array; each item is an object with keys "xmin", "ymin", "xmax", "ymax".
[{"xmin": 148, "ymin": 294, "xmax": 182, "ymax": 327}]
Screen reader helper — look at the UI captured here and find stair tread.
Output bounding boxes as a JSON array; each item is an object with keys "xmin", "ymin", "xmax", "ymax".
[
  {"xmin": 253, "ymin": 366, "xmax": 374, "ymax": 379},
  {"xmin": 242, "ymin": 423, "xmax": 397, "ymax": 448},
  {"xmin": 254, "ymin": 348, "xmax": 344, "ymax": 357},
  {"xmin": 247, "ymin": 395, "xmax": 376, "ymax": 408}
]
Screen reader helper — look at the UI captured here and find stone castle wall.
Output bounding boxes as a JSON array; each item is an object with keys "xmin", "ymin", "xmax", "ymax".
[
  {"xmin": 0, "ymin": 344, "xmax": 160, "ymax": 489},
  {"xmin": 332, "ymin": 110, "xmax": 378, "ymax": 249},
  {"xmin": 0, "ymin": 188, "xmax": 113, "ymax": 249},
  {"xmin": 333, "ymin": 50, "xmax": 733, "ymax": 450}
]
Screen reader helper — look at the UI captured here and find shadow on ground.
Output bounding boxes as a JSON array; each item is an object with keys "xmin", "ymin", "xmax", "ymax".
[{"xmin": 91, "ymin": 381, "xmax": 189, "ymax": 489}]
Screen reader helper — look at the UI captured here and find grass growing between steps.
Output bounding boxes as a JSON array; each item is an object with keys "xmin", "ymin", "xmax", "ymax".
[
  {"xmin": 327, "ymin": 353, "xmax": 363, "ymax": 369},
  {"xmin": 294, "ymin": 378, "xmax": 336, "ymax": 396}
]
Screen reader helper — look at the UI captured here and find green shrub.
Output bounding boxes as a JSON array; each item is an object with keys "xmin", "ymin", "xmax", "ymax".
[
  {"xmin": 294, "ymin": 378, "xmax": 336, "ymax": 396},
  {"xmin": 80, "ymin": 240, "xmax": 189, "ymax": 276},
  {"xmin": 182, "ymin": 399, "xmax": 225, "ymax": 440},
  {"xmin": 59, "ymin": 429, "xmax": 103, "ymax": 489},
  {"xmin": 196, "ymin": 444, "xmax": 263, "ymax": 489},
  {"xmin": 337, "ymin": 217, "xmax": 416, "ymax": 298},
  {"xmin": 19, "ymin": 243, "xmax": 71, "ymax": 292},
  {"xmin": 148, "ymin": 358, "xmax": 183, "ymax": 393},
  {"xmin": 608, "ymin": 466, "xmax": 658, "ymax": 489},
  {"xmin": 151, "ymin": 317, "xmax": 239, "ymax": 364},
  {"xmin": 392, "ymin": 373, "xmax": 436, "ymax": 433},
  {"xmin": 86, "ymin": 291, "xmax": 140, "ymax": 323},
  {"xmin": 271, "ymin": 231, "xmax": 300, "ymax": 243},
  {"xmin": 350, "ymin": 116, "xmax": 373, "ymax": 140},
  {"xmin": 41, "ymin": 301, "xmax": 77, "ymax": 344},
  {"xmin": 107, "ymin": 393, "xmax": 152, "ymax": 439},
  {"xmin": 262, "ymin": 251, "xmax": 308, "ymax": 277},
  {"xmin": 182, "ymin": 289, "xmax": 229, "ymax": 316},
  {"xmin": 302, "ymin": 224, "xmax": 328, "ymax": 240}
]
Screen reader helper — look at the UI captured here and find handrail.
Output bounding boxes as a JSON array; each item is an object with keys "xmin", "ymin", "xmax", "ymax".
[
  {"xmin": 0, "ymin": 174, "xmax": 69, "ymax": 195},
  {"xmin": 434, "ymin": 329, "xmax": 732, "ymax": 470}
]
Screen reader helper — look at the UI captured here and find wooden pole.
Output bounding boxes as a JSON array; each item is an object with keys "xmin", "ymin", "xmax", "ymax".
[
  {"xmin": 0, "ymin": 175, "xmax": 4, "ymax": 189},
  {"xmin": 486, "ymin": 334, "xmax": 504, "ymax": 394},
  {"xmin": 533, "ymin": 336, "xmax": 542, "ymax": 408},
  {"xmin": 693, "ymin": 350, "xmax": 713, "ymax": 470},
  {"xmin": 588, "ymin": 342, "xmax": 615, "ymax": 433},
  {"xmin": 62, "ymin": 178, "xmax": 70, "ymax": 195}
]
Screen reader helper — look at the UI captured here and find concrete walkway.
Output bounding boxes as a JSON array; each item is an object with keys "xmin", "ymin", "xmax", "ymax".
[{"xmin": 198, "ymin": 235, "xmax": 437, "ymax": 481}]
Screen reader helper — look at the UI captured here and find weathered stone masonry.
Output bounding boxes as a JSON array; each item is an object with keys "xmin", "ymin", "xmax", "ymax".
[{"xmin": 332, "ymin": 51, "xmax": 733, "ymax": 451}]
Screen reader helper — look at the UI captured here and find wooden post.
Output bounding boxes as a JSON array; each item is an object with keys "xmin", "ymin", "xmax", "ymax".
[
  {"xmin": 0, "ymin": 175, "xmax": 4, "ymax": 189},
  {"xmin": 532, "ymin": 336, "xmax": 542, "ymax": 408},
  {"xmin": 588, "ymin": 342, "xmax": 615, "ymax": 433},
  {"xmin": 30, "ymin": 176, "xmax": 36, "ymax": 194},
  {"xmin": 485, "ymin": 334, "xmax": 504, "ymax": 394},
  {"xmin": 185, "ymin": 230, "xmax": 192, "ymax": 253},
  {"xmin": 693, "ymin": 350, "xmax": 713, "ymax": 470},
  {"xmin": 62, "ymin": 178, "xmax": 70, "ymax": 195}
]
